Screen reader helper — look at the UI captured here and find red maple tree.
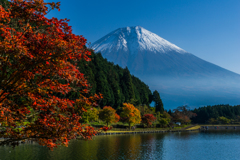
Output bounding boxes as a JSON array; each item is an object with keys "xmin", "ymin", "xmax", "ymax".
[
  {"xmin": 142, "ymin": 114, "xmax": 157, "ymax": 127},
  {"xmin": 0, "ymin": 0, "xmax": 105, "ymax": 149}
]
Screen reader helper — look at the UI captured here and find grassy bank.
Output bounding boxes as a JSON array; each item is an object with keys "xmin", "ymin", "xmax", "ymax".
[
  {"xmin": 99, "ymin": 124, "xmax": 193, "ymax": 134},
  {"xmin": 186, "ymin": 125, "xmax": 201, "ymax": 130}
]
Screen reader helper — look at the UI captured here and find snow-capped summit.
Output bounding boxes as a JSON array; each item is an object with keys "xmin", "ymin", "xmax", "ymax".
[
  {"xmin": 91, "ymin": 26, "xmax": 240, "ymax": 109},
  {"xmin": 92, "ymin": 26, "xmax": 186, "ymax": 55},
  {"xmin": 92, "ymin": 26, "xmax": 192, "ymax": 70},
  {"xmin": 91, "ymin": 26, "xmax": 239, "ymax": 78}
]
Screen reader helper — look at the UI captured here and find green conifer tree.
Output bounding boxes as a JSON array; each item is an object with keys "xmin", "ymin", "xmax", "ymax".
[
  {"xmin": 121, "ymin": 67, "xmax": 135, "ymax": 102},
  {"xmin": 152, "ymin": 90, "xmax": 164, "ymax": 113}
]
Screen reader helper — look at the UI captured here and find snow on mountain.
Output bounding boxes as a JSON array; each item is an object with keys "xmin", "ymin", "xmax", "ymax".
[
  {"xmin": 93, "ymin": 26, "xmax": 187, "ymax": 55},
  {"xmin": 92, "ymin": 26, "xmax": 237, "ymax": 78},
  {"xmin": 91, "ymin": 26, "xmax": 240, "ymax": 109}
]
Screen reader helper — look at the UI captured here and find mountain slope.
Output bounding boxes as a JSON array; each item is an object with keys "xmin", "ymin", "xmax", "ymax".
[
  {"xmin": 93, "ymin": 26, "xmax": 186, "ymax": 55},
  {"xmin": 73, "ymin": 51, "xmax": 153, "ymax": 108},
  {"xmin": 92, "ymin": 26, "xmax": 240, "ymax": 109}
]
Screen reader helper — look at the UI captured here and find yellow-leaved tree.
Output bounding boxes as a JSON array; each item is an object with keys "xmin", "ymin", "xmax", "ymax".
[
  {"xmin": 99, "ymin": 106, "xmax": 120, "ymax": 127},
  {"xmin": 120, "ymin": 103, "xmax": 141, "ymax": 129}
]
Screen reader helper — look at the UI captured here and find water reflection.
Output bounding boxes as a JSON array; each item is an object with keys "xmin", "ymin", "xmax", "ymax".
[{"xmin": 1, "ymin": 131, "xmax": 240, "ymax": 160}]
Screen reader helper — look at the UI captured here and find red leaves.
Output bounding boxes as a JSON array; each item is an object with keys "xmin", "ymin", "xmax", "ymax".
[
  {"xmin": 142, "ymin": 114, "xmax": 157, "ymax": 127},
  {"xmin": 80, "ymin": 125, "xmax": 99, "ymax": 139},
  {"xmin": 0, "ymin": 0, "xmax": 99, "ymax": 149},
  {"xmin": 101, "ymin": 126, "xmax": 112, "ymax": 131},
  {"xmin": 172, "ymin": 106, "xmax": 196, "ymax": 124}
]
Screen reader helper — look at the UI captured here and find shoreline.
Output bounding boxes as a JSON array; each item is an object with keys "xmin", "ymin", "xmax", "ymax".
[
  {"xmin": 98, "ymin": 125, "xmax": 240, "ymax": 136},
  {"xmin": 97, "ymin": 129, "xmax": 199, "ymax": 135},
  {"xmin": 1, "ymin": 125, "xmax": 240, "ymax": 142},
  {"xmin": 199, "ymin": 125, "xmax": 240, "ymax": 130},
  {"xmin": 98, "ymin": 126, "xmax": 200, "ymax": 135}
]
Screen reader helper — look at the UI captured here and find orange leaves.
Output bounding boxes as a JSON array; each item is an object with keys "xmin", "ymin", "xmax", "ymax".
[
  {"xmin": 0, "ymin": 5, "xmax": 10, "ymax": 22},
  {"xmin": 120, "ymin": 103, "xmax": 141, "ymax": 127},
  {"xmin": 115, "ymin": 113, "xmax": 120, "ymax": 123},
  {"xmin": 0, "ymin": 0, "xmax": 98, "ymax": 149}
]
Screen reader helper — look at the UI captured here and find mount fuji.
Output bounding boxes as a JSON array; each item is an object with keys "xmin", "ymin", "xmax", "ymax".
[{"xmin": 92, "ymin": 26, "xmax": 240, "ymax": 109}]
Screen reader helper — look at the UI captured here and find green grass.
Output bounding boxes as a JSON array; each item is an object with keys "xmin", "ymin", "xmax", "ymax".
[
  {"xmin": 99, "ymin": 124, "xmax": 192, "ymax": 134},
  {"xmin": 186, "ymin": 125, "xmax": 200, "ymax": 130},
  {"xmin": 85, "ymin": 121, "xmax": 194, "ymax": 134},
  {"xmin": 172, "ymin": 124, "xmax": 190, "ymax": 129}
]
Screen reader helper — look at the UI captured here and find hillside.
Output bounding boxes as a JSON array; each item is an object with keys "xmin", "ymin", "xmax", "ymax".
[
  {"xmin": 92, "ymin": 26, "xmax": 240, "ymax": 109},
  {"xmin": 67, "ymin": 50, "xmax": 154, "ymax": 109}
]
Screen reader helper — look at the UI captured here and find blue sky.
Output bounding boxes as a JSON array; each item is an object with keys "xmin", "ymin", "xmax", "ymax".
[{"xmin": 46, "ymin": 0, "xmax": 240, "ymax": 74}]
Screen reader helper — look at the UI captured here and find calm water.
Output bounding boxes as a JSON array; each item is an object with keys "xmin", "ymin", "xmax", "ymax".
[{"xmin": 1, "ymin": 131, "xmax": 240, "ymax": 160}]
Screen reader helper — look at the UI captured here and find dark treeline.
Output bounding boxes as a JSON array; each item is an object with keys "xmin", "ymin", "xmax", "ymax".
[
  {"xmin": 68, "ymin": 51, "xmax": 154, "ymax": 109},
  {"xmin": 191, "ymin": 104, "xmax": 240, "ymax": 124}
]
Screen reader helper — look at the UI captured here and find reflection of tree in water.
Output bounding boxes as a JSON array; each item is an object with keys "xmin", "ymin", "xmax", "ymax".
[
  {"xmin": 2, "ymin": 131, "xmax": 240, "ymax": 160},
  {"xmin": 139, "ymin": 133, "xmax": 166, "ymax": 160},
  {"xmin": 49, "ymin": 138, "xmax": 101, "ymax": 160},
  {"xmin": 96, "ymin": 135, "xmax": 123, "ymax": 159},
  {"xmin": 95, "ymin": 134, "xmax": 143, "ymax": 160},
  {"xmin": 73, "ymin": 139, "xmax": 100, "ymax": 160},
  {"xmin": 0, "ymin": 143, "xmax": 49, "ymax": 160},
  {"xmin": 0, "ymin": 133, "xmax": 188, "ymax": 160},
  {"xmin": 124, "ymin": 134, "xmax": 142, "ymax": 159}
]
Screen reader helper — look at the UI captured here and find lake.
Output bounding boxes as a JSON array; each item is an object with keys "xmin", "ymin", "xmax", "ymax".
[{"xmin": 1, "ymin": 130, "xmax": 240, "ymax": 160}]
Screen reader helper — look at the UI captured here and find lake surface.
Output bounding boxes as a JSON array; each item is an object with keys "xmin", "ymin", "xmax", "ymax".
[{"xmin": 1, "ymin": 130, "xmax": 240, "ymax": 160}]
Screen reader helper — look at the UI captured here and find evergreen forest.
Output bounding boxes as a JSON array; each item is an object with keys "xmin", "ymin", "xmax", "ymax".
[
  {"xmin": 68, "ymin": 50, "xmax": 155, "ymax": 109},
  {"xmin": 191, "ymin": 104, "xmax": 240, "ymax": 124}
]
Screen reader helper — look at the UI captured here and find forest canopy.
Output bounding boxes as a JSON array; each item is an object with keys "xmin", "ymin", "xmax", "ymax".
[{"xmin": 74, "ymin": 51, "xmax": 154, "ymax": 109}]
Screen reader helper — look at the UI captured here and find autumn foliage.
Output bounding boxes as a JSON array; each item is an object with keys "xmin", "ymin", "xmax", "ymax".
[
  {"xmin": 0, "ymin": 0, "xmax": 103, "ymax": 149},
  {"xmin": 101, "ymin": 126, "xmax": 113, "ymax": 131},
  {"xmin": 99, "ymin": 106, "xmax": 120, "ymax": 127},
  {"xmin": 120, "ymin": 103, "xmax": 141, "ymax": 128},
  {"xmin": 142, "ymin": 114, "xmax": 156, "ymax": 127},
  {"xmin": 172, "ymin": 106, "xmax": 197, "ymax": 124}
]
